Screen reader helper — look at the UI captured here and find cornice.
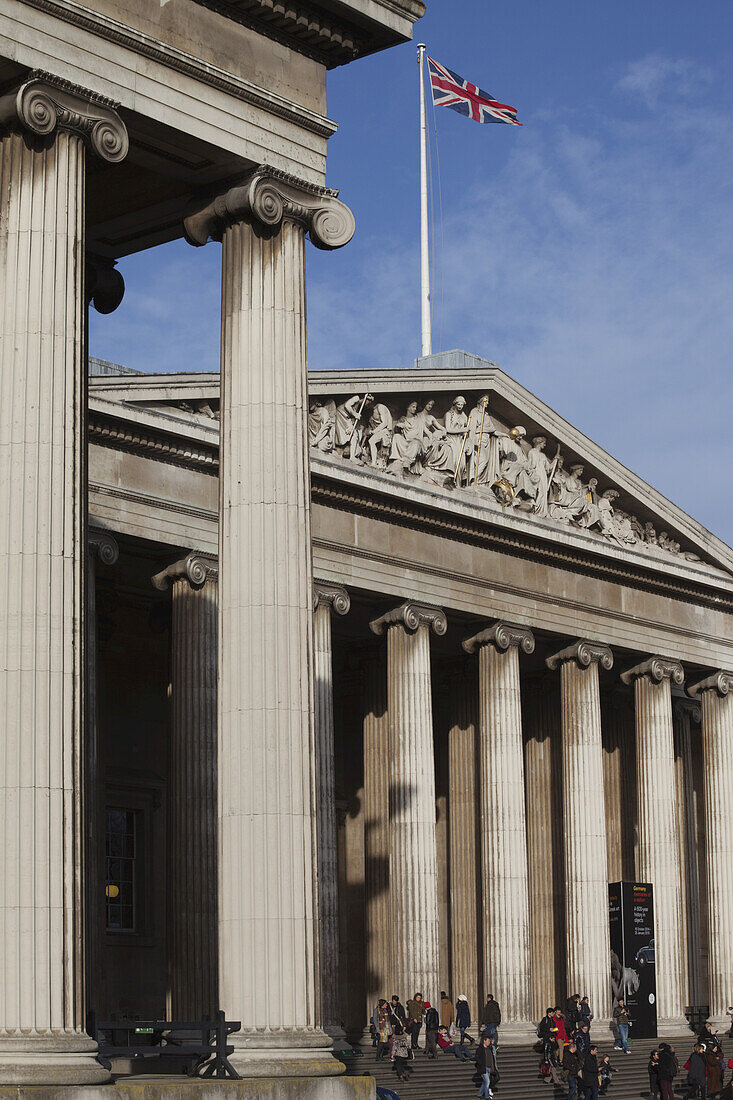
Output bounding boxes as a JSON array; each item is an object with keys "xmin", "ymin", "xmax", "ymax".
[
  {"xmin": 463, "ymin": 620, "xmax": 535, "ymax": 655},
  {"xmin": 16, "ymin": 0, "xmax": 337, "ymax": 138},
  {"xmin": 310, "ymin": 474, "xmax": 733, "ymax": 614},
  {"xmin": 88, "ymin": 406, "xmax": 218, "ymax": 475}
]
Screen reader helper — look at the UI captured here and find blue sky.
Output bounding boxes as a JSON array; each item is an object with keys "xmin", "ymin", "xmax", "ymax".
[{"xmin": 90, "ymin": 1, "xmax": 733, "ymax": 545}]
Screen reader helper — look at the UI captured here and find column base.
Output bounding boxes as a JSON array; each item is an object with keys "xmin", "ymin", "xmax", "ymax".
[
  {"xmin": 492, "ymin": 1021, "xmax": 540, "ymax": 1046},
  {"xmin": 0, "ymin": 1034, "xmax": 111, "ymax": 1086},
  {"xmin": 325, "ymin": 1024, "xmax": 350, "ymax": 1052},
  {"xmin": 227, "ymin": 1028, "xmax": 346, "ymax": 1079},
  {"xmin": 656, "ymin": 1015, "xmax": 694, "ymax": 1037},
  {"xmin": 0, "ymin": 1078, "xmax": 376, "ymax": 1099}
]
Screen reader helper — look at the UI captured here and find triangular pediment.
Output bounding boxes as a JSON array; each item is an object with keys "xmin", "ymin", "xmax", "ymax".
[{"xmin": 305, "ymin": 350, "xmax": 733, "ymax": 580}]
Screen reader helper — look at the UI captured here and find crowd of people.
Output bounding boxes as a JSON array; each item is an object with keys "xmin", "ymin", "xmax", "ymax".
[{"xmin": 368, "ymin": 991, "xmax": 733, "ymax": 1100}]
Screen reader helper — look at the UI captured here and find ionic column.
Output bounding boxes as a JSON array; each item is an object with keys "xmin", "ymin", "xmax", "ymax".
[
  {"xmin": 363, "ymin": 650, "xmax": 391, "ymax": 1023},
  {"xmin": 621, "ymin": 657, "xmax": 687, "ymax": 1032},
  {"xmin": 313, "ymin": 581, "xmax": 351, "ymax": 1043},
  {"xmin": 464, "ymin": 622, "xmax": 535, "ymax": 1039},
  {"xmin": 547, "ymin": 640, "xmax": 613, "ymax": 1025},
  {"xmin": 0, "ymin": 74, "xmax": 126, "ymax": 1085},
  {"xmin": 152, "ymin": 552, "xmax": 219, "ymax": 1019},
  {"xmin": 184, "ymin": 169, "xmax": 354, "ymax": 1077},
  {"xmin": 689, "ymin": 670, "xmax": 733, "ymax": 1030},
  {"xmin": 86, "ymin": 530, "xmax": 119, "ymax": 1015},
  {"xmin": 446, "ymin": 667, "xmax": 480, "ymax": 1014},
  {"xmin": 673, "ymin": 698, "xmax": 703, "ymax": 1008},
  {"xmin": 370, "ymin": 601, "xmax": 446, "ymax": 1003}
]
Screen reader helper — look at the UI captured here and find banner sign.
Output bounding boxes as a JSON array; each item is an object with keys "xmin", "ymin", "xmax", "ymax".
[{"xmin": 609, "ymin": 881, "xmax": 657, "ymax": 1040}]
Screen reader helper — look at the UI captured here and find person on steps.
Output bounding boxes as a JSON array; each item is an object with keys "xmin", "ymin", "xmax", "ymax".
[
  {"xmin": 437, "ymin": 1025, "xmax": 472, "ymax": 1061},
  {"xmin": 657, "ymin": 1043, "xmax": 678, "ymax": 1100},
  {"xmin": 406, "ymin": 992, "xmax": 425, "ymax": 1050},
  {"xmin": 563, "ymin": 1041, "xmax": 581, "ymax": 1100},
  {"xmin": 456, "ymin": 994, "xmax": 474, "ymax": 1045},
  {"xmin": 647, "ymin": 1048, "xmax": 660, "ymax": 1098},
  {"xmin": 582, "ymin": 1044, "xmax": 600, "ymax": 1100},
  {"xmin": 423, "ymin": 1001, "xmax": 439, "ymax": 1059},
  {"xmin": 599, "ymin": 1054, "xmax": 616, "ymax": 1095},
  {"xmin": 390, "ymin": 1023, "xmax": 411, "ymax": 1082},
  {"xmin": 613, "ymin": 1000, "xmax": 631, "ymax": 1054},
  {"xmin": 480, "ymin": 994, "xmax": 502, "ymax": 1048},
  {"xmin": 686, "ymin": 1043, "xmax": 707, "ymax": 1099},
  {"xmin": 440, "ymin": 991, "xmax": 454, "ymax": 1029},
  {"xmin": 375, "ymin": 1000, "xmax": 391, "ymax": 1061},
  {"xmin": 475, "ymin": 1035, "xmax": 495, "ymax": 1099}
]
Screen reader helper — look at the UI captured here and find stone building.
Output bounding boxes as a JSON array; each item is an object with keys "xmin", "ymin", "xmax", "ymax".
[
  {"xmin": 1, "ymin": 0, "xmax": 732, "ymax": 1094},
  {"xmin": 85, "ymin": 349, "xmax": 733, "ymax": 1055}
]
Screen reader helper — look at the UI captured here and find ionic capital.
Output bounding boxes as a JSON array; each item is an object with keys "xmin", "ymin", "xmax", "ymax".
[
  {"xmin": 546, "ymin": 638, "xmax": 614, "ymax": 672},
  {"xmin": 0, "ymin": 71, "xmax": 128, "ymax": 162},
  {"xmin": 151, "ymin": 551, "xmax": 218, "ymax": 591},
  {"xmin": 183, "ymin": 165, "xmax": 355, "ymax": 251},
  {"xmin": 313, "ymin": 580, "xmax": 351, "ymax": 617},
  {"xmin": 88, "ymin": 528, "xmax": 119, "ymax": 566},
  {"xmin": 673, "ymin": 697, "xmax": 702, "ymax": 724},
  {"xmin": 462, "ymin": 620, "xmax": 535, "ymax": 656},
  {"xmin": 369, "ymin": 600, "xmax": 447, "ymax": 638},
  {"xmin": 620, "ymin": 655, "xmax": 684, "ymax": 687},
  {"xmin": 688, "ymin": 670, "xmax": 733, "ymax": 699}
]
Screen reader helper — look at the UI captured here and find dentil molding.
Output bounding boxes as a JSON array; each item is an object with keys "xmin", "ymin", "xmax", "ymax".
[
  {"xmin": 620, "ymin": 655, "xmax": 685, "ymax": 686},
  {"xmin": 546, "ymin": 638, "xmax": 614, "ymax": 672},
  {"xmin": 183, "ymin": 165, "xmax": 355, "ymax": 250},
  {"xmin": 0, "ymin": 71, "xmax": 128, "ymax": 162},
  {"xmin": 369, "ymin": 600, "xmax": 447, "ymax": 637},
  {"xmin": 462, "ymin": 620, "xmax": 535, "ymax": 655}
]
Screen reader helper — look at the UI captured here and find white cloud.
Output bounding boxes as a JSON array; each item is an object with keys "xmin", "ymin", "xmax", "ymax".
[{"xmin": 615, "ymin": 53, "xmax": 712, "ymax": 109}]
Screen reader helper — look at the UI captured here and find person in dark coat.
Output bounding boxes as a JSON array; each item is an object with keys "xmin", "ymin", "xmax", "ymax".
[
  {"xmin": 582, "ymin": 1044, "xmax": 600, "ymax": 1100},
  {"xmin": 475, "ymin": 1036, "xmax": 495, "ymax": 1099},
  {"xmin": 575, "ymin": 1024, "xmax": 591, "ymax": 1057},
  {"xmin": 562, "ymin": 1041, "xmax": 581, "ymax": 1100},
  {"xmin": 456, "ymin": 995, "xmax": 474, "ymax": 1045},
  {"xmin": 406, "ymin": 992, "xmax": 425, "ymax": 1050},
  {"xmin": 389, "ymin": 995, "xmax": 406, "ymax": 1027},
  {"xmin": 699, "ymin": 1025, "xmax": 724, "ymax": 1057},
  {"xmin": 657, "ymin": 1043, "xmax": 678, "ymax": 1100},
  {"xmin": 423, "ymin": 1001, "xmax": 439, "ymax": 1059},
  {"xmin": 565, "ymin": 994, "xmax": 581, "ymax": 1030},
  {"xmin": 706, "ymin": 1047, "xmax": 724, "ymax": 1095},
  {"xmin": 686, "ymin": 1044, "xmax": 707, "ymax": 1098},
  {"xmin": 647, "ymin": 1049, "xmax": 660, "ymax": 1099},
  {"xmin": 538, "ymin": 1007, "xmax": 558, "ymax": 1063},
  {"xmin": 480, "ymin": 995, "xmax": 502, "ymax": 1046},
  {"xmin": 579, "ymin": 996, "xmax": 593, "ymax": 1029}
]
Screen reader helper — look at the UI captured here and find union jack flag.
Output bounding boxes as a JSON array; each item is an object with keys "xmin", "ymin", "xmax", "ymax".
[{"xmin": 427, "ymin": 56, "xmax": 522, "ymax": 126}]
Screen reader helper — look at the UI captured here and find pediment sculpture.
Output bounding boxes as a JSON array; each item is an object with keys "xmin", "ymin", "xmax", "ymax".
[{"xmin": 308, "ymin": 391, "xmax": 701, "ymax": 564}]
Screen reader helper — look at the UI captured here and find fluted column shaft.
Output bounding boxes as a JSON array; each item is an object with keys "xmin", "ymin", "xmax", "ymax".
[
  {"xmin": 313, "ymin": 583, "xmax": 350, "ymax": 1042},
  {"xmin": 465, "ymin": 622, "xmax": 534, "ymax": 1037},
  {"xmin": 447, "ymin": 671, "xmax": 480, "ymax": 1014},
  {"xmin": 370, "ymin": 602, "xmax": 446, "ymax": 1003},
  {"xmin": 217, "ymin": 217, "xmax": 335, "ymax": 1074},
  {"xmin": 0, "ymin": 128, "xmax": 107, "ymax": 1083},
  {"xmin": 548, "ymin": 641, "xmax": 613, "ymax": 1024},
  {"xmin": 690, "ymin": 672, "xmax": 733, "ymax": 1029},
  {"xmin": 152, "ymin": 554, "xmax": 219, "ymax": 1019},
  {"xmin": 622, "ymin": 659, "xmax": 686, "ymax": 1031},
  {"xmin": 363, "ymin": 652, "xmax": 391, "ymax": 1019},
  {"xmin": 673, "ymin": 702, "xmax": 703, "ymax": 1007}
]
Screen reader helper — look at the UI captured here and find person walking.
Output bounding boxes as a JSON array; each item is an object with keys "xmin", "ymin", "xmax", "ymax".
[
  {"xmin": 613, "ymin": 1000, "xmax": 631, "ymax": 1054},
  {"xmin": 657, "ymin": 1043, "xmax": 678, "ymax": 1100},
  {"xmin": 375, "ymin": 1000, "xmax": 392, "ymax": 1061},
  {"xmin": 390, "ymin": 1023, "xmax": 411, "ymax": 1082},
  {"xmin": 406, "ymin": 992, "xmax": 425, "ymax": 1050},
  {"xmin": 437, "ymin": 1026, "xmax": 472, "ymax": 1061},
  {"xmin": 475, "ymin": 1035, "xmax": 495, "ymax": 1099},
  {"xmin": 563, "ymin": 1041, "xmax": 581, "ymax": 1100},
  {"xmin": 582, "ymin": 1044, "xmax": 600, "ymax": 1100},
  {"xmin": 456, "ymin": 994, "xmax": 474, "ymax": 1045},
  {"xmin": 686, "ymin": 1044, "xmax": 707, "ymax": 1099},
  {"xmin": 424, "ymin": 1001, "xmax": 439, "ymax": 1059},
  {"xmin": 440, "ymin": 991, "xmax": 454, "ymax": 1029},
  {"xmin": 575, "ymin": 1024, "xmax": 591, "ymax": 1058},
  {"xmin": 481, "ymin": 994, "xmax": 502, "ymax": 1047},
  {"xmin": 647, "ymin": 1049, "xmax": 660, "ymax": 1099}
]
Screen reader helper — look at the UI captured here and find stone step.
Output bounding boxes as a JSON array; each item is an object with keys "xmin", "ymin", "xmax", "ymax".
[{"xmin": 344, "ymin": 1034, "xmax": 731, "ymax": 1100}]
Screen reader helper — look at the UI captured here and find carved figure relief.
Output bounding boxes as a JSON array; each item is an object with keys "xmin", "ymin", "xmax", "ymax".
[{"xmin": 307, "ymin": 390, "xmax": 702, "ymax": 565}]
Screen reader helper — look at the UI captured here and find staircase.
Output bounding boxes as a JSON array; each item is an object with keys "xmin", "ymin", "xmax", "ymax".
[{"xmin": 343, "ymin": 1033, "xmax": 731, "ymax": 1100}]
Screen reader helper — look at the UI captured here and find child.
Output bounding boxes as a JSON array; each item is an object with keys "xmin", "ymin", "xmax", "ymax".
[
  {"xmin": 599, "ymin": 1054, "xmax": 617, "ymax": 1094},
  {"xmin": 647, "ymin": 1049, "xmax": 660, "ymax": 1099}
]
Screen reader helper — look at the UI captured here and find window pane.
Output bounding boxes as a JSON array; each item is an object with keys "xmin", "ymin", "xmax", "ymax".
[{"xmin": 105, "ymin": 808, "xmax": 137, "ymax": 932}]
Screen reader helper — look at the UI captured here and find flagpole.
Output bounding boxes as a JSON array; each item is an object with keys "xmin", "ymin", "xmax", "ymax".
[{"xmin": 418, "ymin": 42, "xmax": 431, "ymax": 357}]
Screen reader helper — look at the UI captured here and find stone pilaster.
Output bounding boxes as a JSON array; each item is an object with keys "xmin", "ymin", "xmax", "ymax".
[
  {"xmin": 313, "ymin": 581, "xmax": 351, "ymax": 1044},
  {"xmin": 673, "ymin": 698, "xmax": 704, "ymax": 1009},
  {"xmin": 446, "ymin": 667, "xmax": 480, "ymax": 1014},
  {"xmin": 152, "ymin": 552, "xmax": 219, "ymax": 1019},
  {"xmin": 370, "ymin": 601, "xmax": 446, "ymax": 1003},
  {"xmin": 689, "ymin": 670, "xmax": 733, "ymax": 1030},
  {"xmin": 184, "ymin": 168, "xmax": 354, "ymax": 1078},
  {"xmin": 464, "ymin": 622, "xmax": 535, "ymax": 1039},
  {"xmin": 621, "ymin": 656, "xmax": 687, "ymax": 1033},
  {"xmin": 85, "ymin": 530, "xmax": 119, "ymax": 1018},
  {"xmin": 546, "ymin": 640, "xmax": 613, "ymax": 1026},
  {"xmin": 363, "ymin": 650, "xmax": 391, "ymax": 1022},
  {"xmin": 0, "ymin": 73, "xmax": 126, "ymax": 1085}
]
